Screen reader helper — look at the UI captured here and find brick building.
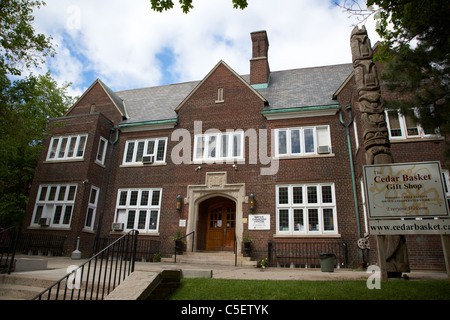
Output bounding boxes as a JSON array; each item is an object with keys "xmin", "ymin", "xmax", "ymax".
[{"xmin": 22, "ymin": 31, "xmax": 449, "ymax": 270}]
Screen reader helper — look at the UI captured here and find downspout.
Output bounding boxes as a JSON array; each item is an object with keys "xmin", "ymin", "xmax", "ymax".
[
  {"xmin": 339, "ymin": 105, "xmax": 363, "ymax": 261},
  {"xmin": 94, "ymin": 123, "xmax": 120, "ymax": 253}
]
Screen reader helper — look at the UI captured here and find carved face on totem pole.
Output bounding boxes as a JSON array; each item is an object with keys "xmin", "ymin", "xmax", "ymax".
[{"xmin": 350, "ymin": 26, "xmax": 393, "ymax": 165}]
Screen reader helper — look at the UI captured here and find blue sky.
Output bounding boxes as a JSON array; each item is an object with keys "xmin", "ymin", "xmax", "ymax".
[{"xmin": 31, "ymin": 0, "xmax": 380, "ymax": 98}]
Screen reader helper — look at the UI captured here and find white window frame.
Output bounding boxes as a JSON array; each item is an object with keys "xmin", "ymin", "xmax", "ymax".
[
  {"xmin": 114, "ymin": 188, "xmax": 162, "ymax": 233},
  {"xmin": 442, "ymin": 170, "xmax": 450, "ymax": 210},
  {"xmin": 193, "ymin": 131, "xmax": 244, "ymax": 163},
  {"xmin": 96, "ymin": 137, "xmax": 108, "ymax": 165},
  {"xmin": 122, "ymin": 137, "xmax": 168, "ymax": 165},
  {"xmin": 275, "ymin": 126, "xmax": 331, "ymax": 157},
  {"xmin": 385, "ymin": 109, "xmax": 438, "ymax": 140},
  {"xmin": 84, "ymin": 186, "xmax": 100, "ymax": 230},
  {"xmin": 46, "ymin": 134, "xmax": 88, "ymax": 161},
  {"xmin": 276, "ymin": 183, "xmax": 337, "ymax": 235},
  {"xmin": 31, "ymin": 184, "xmax": 78, "ymax": 228}
]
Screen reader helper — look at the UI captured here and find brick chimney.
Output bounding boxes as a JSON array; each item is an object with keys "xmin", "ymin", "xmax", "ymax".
[{"xmin": 250, "ymin": 30, "xmax": 270, "ymax": 88}]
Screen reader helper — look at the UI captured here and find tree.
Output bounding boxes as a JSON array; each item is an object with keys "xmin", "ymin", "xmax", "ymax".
[
  {"xmin": 341, "ymin": 0, "xmax": 450, "ymax": 157},
  {"xmin": 0, "ymin": 1, "xmax": 74, "ymax": 227},
  {"xmin": 0, "ymin": 0, "xmax": 54, "ymax": 77},
  {"xmin": 150, "ymin": 0, "xmax": 248, "ymax": 13}
]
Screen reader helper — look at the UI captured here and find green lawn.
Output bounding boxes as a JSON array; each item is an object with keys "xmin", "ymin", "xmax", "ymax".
[{"xmin": 169, "ymin": 278, "xmax": 450, "ymax": 300}]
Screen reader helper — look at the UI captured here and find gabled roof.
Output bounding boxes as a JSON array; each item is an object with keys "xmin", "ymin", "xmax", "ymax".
[
  {"xmin": 175, "ymin": 60, "xmax": 267, "ymax": 112},
  {"xmin": 65, "ymin": 79, "xmax": 128, "ymax": 119}
]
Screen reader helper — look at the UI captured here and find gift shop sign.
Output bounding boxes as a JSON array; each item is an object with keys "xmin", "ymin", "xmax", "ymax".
[{"xmin": 363, "ymin": 162, "xmax": 449, "ymax": 219}]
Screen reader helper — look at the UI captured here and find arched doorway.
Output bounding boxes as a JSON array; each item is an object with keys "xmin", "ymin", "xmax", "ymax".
[
  {"xmin": 185, "ymin": 172, "xmax": 247, "ymax": 255},
  {"xmin": 198, "ymin": 197, "xmax": 236, "ymax": 251}
]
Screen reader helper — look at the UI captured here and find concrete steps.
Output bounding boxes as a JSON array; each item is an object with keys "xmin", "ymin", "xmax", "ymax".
[
  {"xmin": 0, "ymin": 274, "xmax": 55, "ymax": 300},
  {"xmin": 172, "ymin": 251, "xmax": 257, "ymax": 266}
]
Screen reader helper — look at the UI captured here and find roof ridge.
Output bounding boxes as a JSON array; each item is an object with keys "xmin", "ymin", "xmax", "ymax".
[{"xmin": 113, "ymin": 63, "xmax": 352, "ymax": 94}]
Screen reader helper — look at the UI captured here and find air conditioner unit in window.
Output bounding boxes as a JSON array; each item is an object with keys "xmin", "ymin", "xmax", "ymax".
[
  {"xmin": 39, "ymin": 218, "xmax": 49, "ymax": 226},
  {"xmin": 142, "ymin": 156, "xmax": 154, "ymax": 164},
  {"xmin": 317, "ymin": 145, "xmax": 331, "ymax": 154},
  {"xmin": 112, "ymin": 222, "xmax": 124, "ymax": 231}
]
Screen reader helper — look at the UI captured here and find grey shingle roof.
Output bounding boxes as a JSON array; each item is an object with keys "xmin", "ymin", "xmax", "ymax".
[
  {"xmin": 259, "ymin": 63, "xmax": 354, "ymax": 111},
  {"xmin": 116, "ymin": 81, "xmax": 199, "ymax": 125},
  {"xmin": 114, "ymin": 63, "xmax": 353, "ymax": 125}
]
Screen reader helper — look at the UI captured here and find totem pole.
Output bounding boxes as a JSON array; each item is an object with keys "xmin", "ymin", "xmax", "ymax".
[{"xmin": 350, "ymin": 26, "xmax": 410, "ymax": 278}]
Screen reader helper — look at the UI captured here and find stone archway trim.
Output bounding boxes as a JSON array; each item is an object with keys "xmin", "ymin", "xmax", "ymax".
[{"xmin": 185, "ymin": 172, "xmax": 247, "ymax": 254}]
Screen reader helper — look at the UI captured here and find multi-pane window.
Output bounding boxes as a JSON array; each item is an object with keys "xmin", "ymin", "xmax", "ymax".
[
  {"xmin": 46, "ymin": 134, "xmax": 88, "ymax": 161},
  {"xmin": 276, "ymin": 184, "xmax": 337, "ymax": 235},
  {"xmin": 32, "ymin": 184, "xmax": 78, "ymax": 227},
  {"xmin": 386, "ymin": 110, "xmax": 437, "ymax": 139},
  {"xmin": 84, "ymin": 186, "xmax": 99, "ymax": 230},
  {"xmin": 275, "ymin": 126, "xmax": 331, "ymax": 157},
  {"xmin": 193, "ymin": 131, "xmax": 244, "ymax": 162},
  {"xmin": 115, "ymin": 188, "xmax": 162, "ymax": 233},
  {"xmin": 96, "ymin": 137, "xmax": 108, "ymax": 165},
  {"xmin": 123, "ymin": 138, "xmax": 167, "ymax": 165}
]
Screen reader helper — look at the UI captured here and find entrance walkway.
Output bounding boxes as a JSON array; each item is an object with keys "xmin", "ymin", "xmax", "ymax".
[
  {"xmin": 7, "ymin": 254, "xmax": 449, "ymax": 282},
  {"xmin": 2, "ymin": 255, "xmax": 448, "ymax": 299}
]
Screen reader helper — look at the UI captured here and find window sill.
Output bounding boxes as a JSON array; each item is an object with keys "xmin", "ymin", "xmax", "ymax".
[
  {"xmin": 94, "ymin": 160, "xmax": 106, "ymax": 168},
  {"xmin": 109, "ymin": 231, "xmax": 160, "ymax": 236},
  {"xmin": 273, "ymin": 233, "xmax": 341, "ymax": 238},
  {"xmin": 191, "ymin": 158, "xmax": 245, "ymax": 165},
  {"xmin": 275, "ymin": 153, "xmax": 335, "ymax": 160},
  {"xmin": 44, "ymin": 158, "xmax": 85, "ymax": 164},
  {"xmin": 120, "ymin": 162, "xmax": 167, "ymax": 168},
  {"xmin": 390, "ymin": 136, "xmax": 443, "ymax": 143},
  {"xmin": 27, "ymin": 225, "xmax": 71, "ymax": 231}
]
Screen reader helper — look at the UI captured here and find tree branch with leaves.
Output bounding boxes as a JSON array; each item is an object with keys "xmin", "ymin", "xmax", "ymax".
[{"xmin": 150, "ymin": 0, "xmax": 248, "ymax": 13}]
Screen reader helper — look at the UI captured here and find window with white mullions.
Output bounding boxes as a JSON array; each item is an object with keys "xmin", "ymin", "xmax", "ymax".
[
  {"xmin": 84, "ymin": 186, "xmax": 99, "ymax": 230},
  {"xmin": 32, "ymin": 184, "xmax": 78, "ymax": 227},
  {"xmin": 47, "ymin": 134, "xmax": 88, "ymax": 161},
  {"xmin": 275, "ymin": 126, "xmax": 331, "ymax": 157},
  {"xmin": 115, "ymin": 188, "xmax": 162, "ymax": 233},
  {"xmin": 123, "ymin": 138, "xmax": 167, "ymax": 165},
  {"xmin": 385, "ymin": 109, "xmax": 439, "ymax": 139},
  {"xmin": 96, "ymin": 137, "xmax": 108, "ymax": 165},
  {"xmin": 276, "ymin": 183, "xmax": 337, "ymax": 235},
  {"xmin": 194, "ymin": 131, "xmax": 244, "ymax": 162}
]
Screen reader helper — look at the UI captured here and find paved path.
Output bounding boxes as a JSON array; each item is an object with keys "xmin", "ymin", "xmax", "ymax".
[{"xmin": 10, "ymin": 255, "xmax": 448, "ymax": 282}]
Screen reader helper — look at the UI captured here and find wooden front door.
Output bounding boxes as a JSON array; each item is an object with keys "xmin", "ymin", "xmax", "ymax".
[{"xmin": 205, "ymin": 201, "xmax": 236, "ymax": 251}]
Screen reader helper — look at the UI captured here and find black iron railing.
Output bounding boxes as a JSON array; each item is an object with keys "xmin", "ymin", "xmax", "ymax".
[
  {"xmin": 268, "ymin": 240, "xmax": 349, "ymax": 268},
  {"xmin": 17, "ymin": 233, "xmax": 67, "ymax": 256},
  {"xmin": 173, "ymin": 231, "xmax": 194, "ymax": 262},
  {"xmin": 32, "ymin": 230, "xmax": 139, "ymax": 300},
  {"xmin": 97, "ymin": 237, "xmax": 160, "ymax": 262},
  {"xmin": 0, "ymin": 227, "xmax": 19, "ymax": 274}
]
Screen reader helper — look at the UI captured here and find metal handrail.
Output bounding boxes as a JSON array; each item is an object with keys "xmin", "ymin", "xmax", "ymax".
[
  {"xmin": 0, "ymin": 227, "xmax": 19, "ymax": 274},
  {"xmin": 32, "ymin": 230, "xmax": 139, "ymax": 300},
  {"xmin": 173, "ymin": 231, "xmax": 194, "ymax": 263}
]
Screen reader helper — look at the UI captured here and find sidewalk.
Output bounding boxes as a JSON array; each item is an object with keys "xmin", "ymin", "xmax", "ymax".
[{"xmin": 10, "ymin": 255, "xmax": 449, "ymax": 282}]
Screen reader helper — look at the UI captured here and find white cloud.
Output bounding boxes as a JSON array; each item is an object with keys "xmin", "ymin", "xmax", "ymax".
[{"xmin": 32, "ymin": 0, "xmax": 381, "ymax": 96}]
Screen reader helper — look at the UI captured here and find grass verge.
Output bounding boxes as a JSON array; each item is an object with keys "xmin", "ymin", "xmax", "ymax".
[{"xmin": 168, "ymin": 278, "xmax": 450, "ymax": 300}]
